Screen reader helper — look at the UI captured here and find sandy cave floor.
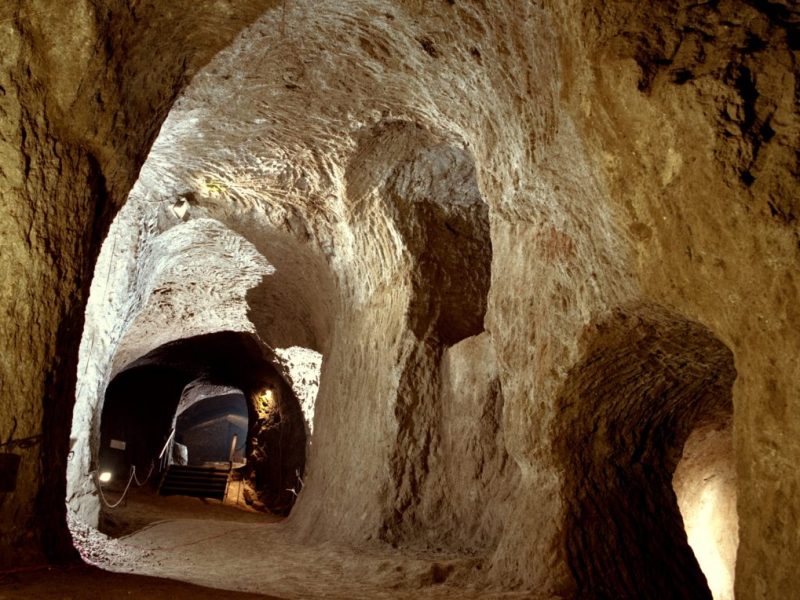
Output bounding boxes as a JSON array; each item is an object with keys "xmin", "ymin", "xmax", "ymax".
[
  {"xmin": 5, "ymin": 488, "xmax": 540, "ymax": 599},
  {"xmin": 96, "ymin": 484, "xmax": 277, "ymax": 538},
  {"xmin": 0, "ymin": 564, "xmax": 282, "ymax": 600}
]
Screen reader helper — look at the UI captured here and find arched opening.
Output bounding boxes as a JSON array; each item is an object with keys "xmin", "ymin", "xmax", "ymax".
[
  {"xmin": 44, "ymin": 3, "xmax": 747, "ymax": 599},
  {"xmin": 96, "ymin": 364, "xmax": 188, "ymax": 489},
  {"xmin": 554, "ymin": 304, "xmax": 738, "ymax": 599},
  {"xmin": 673, "ymin": 420, "xmax": 738, "ymax": 600},
  {"xmin": 173, "ymin": 383, "xmax": 249, "ymax": 468},
  {"xmin": 82, "ymin": 331, "xmax": 309, "ymax": 544}
]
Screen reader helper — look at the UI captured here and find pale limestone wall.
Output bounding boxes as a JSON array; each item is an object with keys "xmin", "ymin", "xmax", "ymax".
[
  {"xmin": 550, "ymin": 1, "xmax": 800, "ymax": 595},
  {"xmin": 0, "ymin": 0, "xmax": 280, "ymax": 564}
]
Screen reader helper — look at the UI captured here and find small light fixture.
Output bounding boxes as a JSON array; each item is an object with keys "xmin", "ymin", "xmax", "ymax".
[
  {"xmin": 98, "ymin": 471, "xmax": 112, "ymax": 483},
  {"xmin": 257, "ymin": 388, "xmax": 276, "ymax": 417},
  {"xmin": 171, "ymin": 198, "xmax": 190, "ymax": 220}
]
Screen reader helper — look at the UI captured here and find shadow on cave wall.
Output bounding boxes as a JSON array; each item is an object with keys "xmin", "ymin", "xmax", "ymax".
[
  {"xmin": 345, "ymin": 119, "xmax": 495, "ymax": 544},
  {"xmin": 553, "ymin": 303, "xmax": 736, "ymax": 599}
]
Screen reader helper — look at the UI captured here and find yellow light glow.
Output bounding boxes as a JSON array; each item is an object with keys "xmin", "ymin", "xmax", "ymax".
[
  {"xmin": 674, "ymin": 426, "xmax": 737, "ymax": 600},
  {"xmin": 98, "ymin": 471, "xmax": 112, "ymax": 483},
  {"xmin": 257, "ymin": 388, "xmax": 277, "ymax": 418},
  {"xmin": 197, "ymin": 177, "xmax": 227, "ymax": 197},
  {"xmin": 684, "ymin": 481, "xmax": 735, "ymax": 600}
]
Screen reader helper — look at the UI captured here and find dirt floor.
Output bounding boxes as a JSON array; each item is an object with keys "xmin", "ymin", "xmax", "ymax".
[
  {"xmin": 0, "ymin": 564, "xmax": 282, "ymax": 600},
  {"xmin": 1, "ymin": 488, "xmax": 284, "ymax": 599},
  {"xmin": 7, "ymin": 488, "xmax": 540, "ymax": 599},
  {"xmin": 98, "ymin": 485, "xmax": 278, "ymax": 538}
]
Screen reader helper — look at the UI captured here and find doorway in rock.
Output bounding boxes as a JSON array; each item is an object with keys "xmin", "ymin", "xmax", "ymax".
[
  {"xmin": 173, "ymin": 387, "xmax": 249, "ymax": 469},
  {"xmin": 554, "ymin": 304, "xmax": 738, "ymax": 600},
  {"xmin": 95, "ymin": 364, "xmax": 188, "ymax": 496},
  {"xmin": 87, "ymin": 332, "xmax": 309, "ymax": 542}
]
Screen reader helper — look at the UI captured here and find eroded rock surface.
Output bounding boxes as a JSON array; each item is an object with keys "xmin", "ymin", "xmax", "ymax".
[
  {"xmin": 0, "ymin": 1, "xmax": 797, "ymax": 599},
  {"xmin": 554, "ymin": 304, "xmax": 735, "ymax": 598}
]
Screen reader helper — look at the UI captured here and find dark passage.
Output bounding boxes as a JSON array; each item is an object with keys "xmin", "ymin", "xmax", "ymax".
[
  {"xmin": 174, "ymin": 391, "xmax": 248, "ymax": 467},
  {"xmin": 97, "ymin": 331, "xmax": 306, "ymax": 515}
]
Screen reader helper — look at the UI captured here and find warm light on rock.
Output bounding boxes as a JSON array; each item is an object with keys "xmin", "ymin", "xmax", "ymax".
[
  {"xmin": 0, "ymin": 1, "xmax": 796, "ymax": 598},
  {"xmin": 675, "ymin": 424, "xmax": 738, "ymax": 600},
  {"xmin": 257, "ymin": 389, "xmax": 276, "ymax": 417},
  {"xmin": 686, "ymin": 483, "xmax": 734, "ymax": 600}
]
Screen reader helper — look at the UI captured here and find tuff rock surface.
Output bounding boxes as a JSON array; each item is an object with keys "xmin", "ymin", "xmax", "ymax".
[{"xmin": 0, "ymin": 1, "xmax": 798, "ymax": 598}]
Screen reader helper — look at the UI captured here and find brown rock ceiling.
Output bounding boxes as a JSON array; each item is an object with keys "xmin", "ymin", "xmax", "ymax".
[{"xmin": 0, "ymin": 1, "xmax": 797, "ymax": 598}]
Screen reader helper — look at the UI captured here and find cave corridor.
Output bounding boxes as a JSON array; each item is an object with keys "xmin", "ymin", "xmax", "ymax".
[{"xmin": 1, "ymin": 1, "xmax": 798, "ymax": 599}]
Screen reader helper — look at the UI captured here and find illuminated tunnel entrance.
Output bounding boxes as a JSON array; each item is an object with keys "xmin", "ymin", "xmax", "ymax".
[
  {"xmin": 97, "ymin": 331, "xmax": 307, "ymax": 518},
  {"xmin": 173, "ymin": 386, "xmax": 249, "ymax": 468}
]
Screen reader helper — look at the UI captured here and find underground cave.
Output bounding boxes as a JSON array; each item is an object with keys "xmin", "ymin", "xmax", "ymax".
[
  {"xmin": 1, "ymin": 1, "xmax": 798, "ymax": 599},
  {"xmin": 92, "ymin": 332, "xmax": 308, "ymax": 528}
]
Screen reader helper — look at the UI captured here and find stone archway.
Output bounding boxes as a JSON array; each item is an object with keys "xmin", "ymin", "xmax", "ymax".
[
  {"xmin": 553, "ymin": 304, "xmax": 736, "ymax": 599},
  {"xmin": 79, "ymin": 331, "xmax": 308, "ymax": 531}
]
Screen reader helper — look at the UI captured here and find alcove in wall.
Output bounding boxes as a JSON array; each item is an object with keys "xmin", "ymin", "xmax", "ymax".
[{"xmin": 554, "ymin": 304, "xmax": 738, "ymax": 600}]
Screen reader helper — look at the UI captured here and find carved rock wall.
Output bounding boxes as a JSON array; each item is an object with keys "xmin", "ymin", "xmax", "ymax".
[{"xmin": 0, "ymin": 2, "xmax": 797, "ymax": 599}]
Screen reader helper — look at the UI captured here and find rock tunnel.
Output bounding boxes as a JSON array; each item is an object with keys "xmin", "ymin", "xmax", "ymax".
[
  {"xmin": 93, "ymin": 332, "xmax": 308, "ymax": 518},
  {"xmin": 1, "ymin": 1, "xmax": 798, "ymax": 599}
]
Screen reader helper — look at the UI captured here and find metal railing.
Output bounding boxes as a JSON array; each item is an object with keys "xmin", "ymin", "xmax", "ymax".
[{"xmin": 157, "ymin": 427, "xmax": 176, "ymax": 472}]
